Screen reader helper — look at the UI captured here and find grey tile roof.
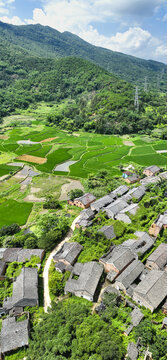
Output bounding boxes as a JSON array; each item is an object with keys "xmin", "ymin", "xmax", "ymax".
[
  {"xmin": 115, "ymin": 260, "xmax": 144, "ymax": 290},
  {"xmin": 141, "ymin": 175, "xmax": 160, "ymax": 185},
  {"xmin": 127, "ymin": 342, "xmax": 139, "ymax": 360},
  {"xmin": 0, "ymin": 248, "xmax": 44, "ymax": 263},
  {"xmin": 144, "ymin": 165, "xmax": 160, "ymax": 174},
  {"xmin": 80, "ymin": 208, "xmax": 95, "ymax": 220},
  {"xmin": 162, "ymin": 317, "xmax": 167, "ymax": 326},
  {"xmin": 90, "ymin": 194, "xmax": 115, "ymax": 212},
  {"xmin": 0, "ymin": 261, "xmax": 6, "ymax": 276},
  {"xmin": 126, "ymin": 174, "xmax": 139, "ymax": 182},
  {"xmin": 133, "ymin": 270, "xmax": 167, "ymax": 311},
  {"xmin": 17, "ymin": 249, "xmax": 44, "ymax": 262},
  {"xmin": 155, "ymin": 213, "xmax": 167, "ymax": 228},
  {"xmin": 112, "ymin": 185, "xmax": 129, "ymax": 197},
  {"xmin": 146, "ymin": 243, "xmax": 167, "ymax": 270},
  {"xmin": 123, "ymin": 232, "xmax": 155, "ymax": 256},
  {"xmin": 104, "ymin": 199, "xmax": 128, "ymax": 218},
  {"xmin": 76, "ymin": 218, "xmax": 93, "ymax": 228},
  {"xmin": 130, "ymin": 307, "xmax": 144, "ymax": 326},
  {"xmin": 120, "ymin": 203, "xmax": 139, "ymax": 216},
  {"xmin": 1, "ymin": 317, "xmax": 29, "ymax": 354},
  {"xmin": 115, "ymin": 213, "xmax": 131, "ymax": 224},
  {"xmin": 127, "ymin": 186, "xmax": 146, "ymax": 201},
  {"xmin": 101, "ymin": 285, "xmax": 120, "ymax": 299},
  {"xmin": 53, "ymin": 242, "xmax": 83, "ymax": 265},
  {"xmin": 3, "ymin": 267, "xmax": 38, "ymax": 310},
  {"xmin": 65, "ymin": 261, "xmax": 103, "ymax": 301},
  {"xmin": 75, "ymin": 193, "xmax": 96, "ymax": 206},
  {"xmin": 100, "ymin": 246, "xmax": 135, "ymax": 272},
  {"xmin": 98, "ymin": 225, "xmax": 115, "ymax": 239}
]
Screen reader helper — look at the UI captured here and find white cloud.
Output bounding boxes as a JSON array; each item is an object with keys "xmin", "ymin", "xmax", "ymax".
[
  {"xmin": 163, "ymin": 13, "xmax": 167, "ymax": 21},
  {"xmin": 0, "ymin": 15, "xmax": 24, "ymax": 25}
]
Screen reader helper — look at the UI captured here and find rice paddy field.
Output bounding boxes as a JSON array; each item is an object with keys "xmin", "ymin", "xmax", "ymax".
[
  {"xmin": 0, "ymin": 114, "xmax": 167, "ymax": 228},
  {"xmin": 0, "ymin": 115, "xmax": 167, "ymax": 178}
]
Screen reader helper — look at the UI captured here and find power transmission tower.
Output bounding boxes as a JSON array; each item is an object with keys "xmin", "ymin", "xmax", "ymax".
[
  {"xmin": 144, "ymin": 77, "xmax": 148, "ymax": 93},
  {"xmin": 134, "ymin": 86, "xmax": 139, "ymax": 111}
]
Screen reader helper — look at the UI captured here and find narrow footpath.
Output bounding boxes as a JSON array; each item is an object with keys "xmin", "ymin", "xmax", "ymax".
[{"xmin": 43, "ymin": 215, "xmax": 81, "ymax": 312}]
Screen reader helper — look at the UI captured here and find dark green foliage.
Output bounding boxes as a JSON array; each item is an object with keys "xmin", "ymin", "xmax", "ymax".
[
  {"xmin": 49, "ymin": 261, "xmax": 70, "ymax": 299},
  {"xmin": 37, "ymin": 214, "xmax": 69, "ymax": 251},
  {"xmin": 0, "ymin": 21, "xmax": 166, "ymax": 91},
  {"xmin": 0, "ymin": 223, "xmax": 20, "ymax": 237},
  {"xmin": 26, "ymin": 299, "xmax": 125, "ymax": 360},
  {"xmin": 43, "ymin": 196, "xmax": 61, "ymax": 210},
  {"xmin": 68, "ymin": 189, "xmax": 84, "ymax": 200}
]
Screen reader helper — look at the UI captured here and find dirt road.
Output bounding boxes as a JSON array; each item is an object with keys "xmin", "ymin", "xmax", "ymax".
[{"xmin": 43, "ymin": 215, "xmax": 81, "ymax": 312}]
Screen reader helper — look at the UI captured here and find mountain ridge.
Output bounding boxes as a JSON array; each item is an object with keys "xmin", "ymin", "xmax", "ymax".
[{"xmin": 0, "ymin": 21, "xmax": 167, "ymax": 90}]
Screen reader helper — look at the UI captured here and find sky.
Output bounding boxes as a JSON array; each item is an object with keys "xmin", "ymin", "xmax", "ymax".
[{"xmin": 0, "ymin": 0, "xmax": 167, "ymax": 64}]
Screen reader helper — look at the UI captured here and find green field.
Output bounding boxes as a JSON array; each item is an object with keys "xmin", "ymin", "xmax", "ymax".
[
  {"xmin": 0, "ymin": 199, "xmax": 33, "ymax": 227},
  {"xmin": 0, "ymin": 115, "xmax": 167, "ymax": 179}
]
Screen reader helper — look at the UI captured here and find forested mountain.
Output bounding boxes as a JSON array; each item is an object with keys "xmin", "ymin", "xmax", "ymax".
[{"xmin": 0, "ymin": 21, "xmax": 167, "ymax": 91}]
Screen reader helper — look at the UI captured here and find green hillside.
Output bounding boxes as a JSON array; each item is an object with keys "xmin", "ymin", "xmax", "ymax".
[{"xmin": 0, "ymin": 21, "xmax": 167, "ymax": 91}]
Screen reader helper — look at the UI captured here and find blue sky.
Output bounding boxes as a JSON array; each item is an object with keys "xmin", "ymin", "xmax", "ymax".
[{"xmin": 0, "ymin": 0, "xmax": 167, "ymax": 63}]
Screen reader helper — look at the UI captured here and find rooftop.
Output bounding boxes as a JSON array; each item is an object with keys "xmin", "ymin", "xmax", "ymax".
[
  {"xmin": 3, "ymin": 267, "xmax": 38, "ymax": 310},
  {"xmin": 98, "ymin": 225, "xmax": 115, "ymax": 240},
  {"xmin": 133, "ymin": 270, "xmax": 167, "ymax": 311},
  {"xmin": 53, "ymin": 242, "xmax": 83, "ymax": 265},
  {"xmin": 115, "ymin": 259, "xmax": 144, "ymax": 290},
  {"xmin": 100, "ymin": 245, "xmax": 135, "ymax": 272},
  {"xmin": 144, "ymin": 165, "xmax": 160, "ymax": 174},
  {"xmin": 65, "ymin": 261, "xmax": 103, "ymax": 300},
  {"xmin": 75, "ymin": 193, "xmax": 96, "ymax": 206},
  {"xmin": 90, "ymin": 194, "xmax": 115, "ymax": 212},
  {"xmin": 147, "ymin": 243, "xmax": 167, "ymax": 270},
  {"xmin": 1, "ymin": 317, "xmax": 29, "ymax": 354}
]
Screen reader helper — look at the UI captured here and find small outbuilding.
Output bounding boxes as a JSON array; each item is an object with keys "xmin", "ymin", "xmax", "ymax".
[
  {"xmin": 125, "ymin": 174, "xmax": 140, "ymax": 184},
  {"xmin": 72, "ymin": 193, "xmax": 96, "ymax": 209},
  {"xmin": 53, "ymin": 242, "xmax": 83, "ymax": 266},
  {"xmin": 143, "ymin": 165, "xmax": 160, "ymax": 177},
  {"xmin": 98, "ymin": 225, "xmax": 115, "ymax": 240},
  {"xmin": 149, "ymin": 212, "xmax": 167, "ymax": 237}
]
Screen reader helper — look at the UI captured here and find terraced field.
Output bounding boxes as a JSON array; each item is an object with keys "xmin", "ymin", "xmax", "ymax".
[{"xmin": 0, "ymin": 116, "xmax": 167, "ymax": 179}]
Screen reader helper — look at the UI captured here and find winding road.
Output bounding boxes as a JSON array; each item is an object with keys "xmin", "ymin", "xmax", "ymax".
[{"xmin": 43, "ymin": 215, "xmax": 81, "ymax": 312}]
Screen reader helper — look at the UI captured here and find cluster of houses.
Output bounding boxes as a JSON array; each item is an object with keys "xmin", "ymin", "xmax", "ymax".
[{"xmin": 0, "ymin": 248, "xmax": 44, "ymax": 358}]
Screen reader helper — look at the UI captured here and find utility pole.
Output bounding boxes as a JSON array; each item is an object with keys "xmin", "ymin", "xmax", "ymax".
[{"xmin": 134, "ymin": 86, "xmax": 139, "ymax": 111}]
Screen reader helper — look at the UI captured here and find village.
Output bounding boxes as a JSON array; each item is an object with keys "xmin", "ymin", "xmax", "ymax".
[{"xmin": 0, "ymin": 165, "xmax": 167, "ymax": 359}]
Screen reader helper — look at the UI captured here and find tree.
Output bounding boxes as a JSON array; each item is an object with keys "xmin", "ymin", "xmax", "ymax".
[
  {"xmin": 68, "ymin": 189, "xmax": 84, "ymax": 201},
  {"xmin": 43, "ymin": 196, "xmax": 61, "ymax": 210}
]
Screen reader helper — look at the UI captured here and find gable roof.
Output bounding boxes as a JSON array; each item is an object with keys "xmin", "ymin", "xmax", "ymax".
[
  {"xmin": 112, "ymin": 185, "xmax": 129, "ymax": 197},
  {"xmin": 3, "ymin": 267, "xmax": 38, "ymax": 310},
  {"xmin": 80, "ymin": 208, "xmax": 94, "ymax": 220},
  {"xmin": 98, "ymin": 225, "xmax": 115, "ymax": 239},
  {"xmin": 53, "ymin": 242, "xmax": 83, "ymax": 265},
  {"xmin": 90, "ymin": 194, "xmax": 115, "ymax": 212},
  {"xmin": 123, "ymin": 232, "xmax": 155, "ymax": 255},
  {"xmin": 0, "ymin": 248, "xmax": 44, "ymax": 263},
  {"xmin": 100, "ymin": 246, "xmax": 135, "ymax": 272},
  {"xmin": 105, "ymin": 199, "xmax": 128, "ymax": 218},
  {"xmin": 144, "ymin": 165, "xmax": 160, "ymax": 174},
  {"xmin": 65, "ymin": 261, "xmax": 103, "ymax": 299},
  {"xmin": 120, "ymin": 203, "xmax": 139, "ymax": 216},
  {"xmin": 1, "ymin": 317, "xmax": 29, "ymax": 354},
  {"xmin": 75, "ymin": 193, "xmax": 96, "ymax": 206},
  {"xmin": 127, "ymin": 186, "xmax": 145, "ymax": 201},
  {"xmin": 115, "ymin": 259, "xmax": 144, "ymax": 289},
  {"xmin": 147, "ymin": 243, "xmax": 167, "ymax": 269},
  {"xmin": 133, "ymin": 270, "xmax": 167, "ymax": 311},
  {"xmin": 154, "ymin": 213, "xmax": 167, "ymax": 228}
]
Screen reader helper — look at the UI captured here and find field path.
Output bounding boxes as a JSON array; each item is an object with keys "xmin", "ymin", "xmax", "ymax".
[{"xmin": 43, "ymin": 215, "xmax": 81, "ymax": 312}]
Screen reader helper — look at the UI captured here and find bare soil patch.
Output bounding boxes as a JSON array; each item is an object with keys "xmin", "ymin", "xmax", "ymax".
[
  {"xmin": 59, "ymin": 180, "xmax": 84, "ymax": 201},
  {"xmin": 30, "ymin": 187, "xmax": 41, "ymax": 194},
  {"xmin": 24, "ymin": 194, "xmax": 45, "ymax": 202},
  {"xmin": 0, "ymin": 135, "xmax": 9, "ymax": 140},
  {"xmin": 17, "ymin": 154, "xmax": 47, "ymax": 164},
  {"xmin": 123, "ymin": 140, "xmax": 135, "ymax": 146},
  {"xmin": 40, "ymin": 137, "xmax": 58, "ymax": 143}
]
